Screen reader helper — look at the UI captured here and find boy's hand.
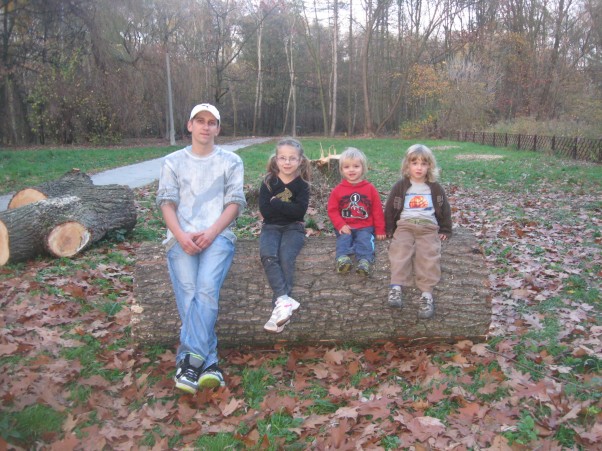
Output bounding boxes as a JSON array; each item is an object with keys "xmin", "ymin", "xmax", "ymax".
[
  {"xmin": 177, "ymin": 232, "xmax": 203, "ymax": 255},
  {"xmin": 440, "ymin": 234, "xmax": 448, "ymax": 241},
  {"xmin": 193, "ymin": 228, "xmax": 218, "ymax": 250},
  {"xmin": 339, "ymin": 225, "xmax": 352, "ymax": 234},
  {"xmin": 376, "ymin": 234, "xmax": 386, "ymax": 241}
]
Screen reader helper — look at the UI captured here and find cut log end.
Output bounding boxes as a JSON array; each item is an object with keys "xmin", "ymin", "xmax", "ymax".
[
  {"xmin": 8, "ymin": 189, "xmax": 47, "ymax": 209},
  {"xmin": 46, "ymin": 222, "xmax": 91, "ymax": 257},
  {"xmin": 0, "ymin": 221, "xmax": 8, "ymax": 266}
]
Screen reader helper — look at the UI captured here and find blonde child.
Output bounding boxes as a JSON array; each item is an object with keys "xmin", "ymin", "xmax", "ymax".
[
  {"xmin": 259, "ymin": 138, "xmax": 311, "ymax": 333},
  {"xmin": 384, "ymin": 144, "xmax": 452, "ymax": 318},
  {"xmin": 327, "ymin": 148, "xmax": 386, "ymax": 276}
]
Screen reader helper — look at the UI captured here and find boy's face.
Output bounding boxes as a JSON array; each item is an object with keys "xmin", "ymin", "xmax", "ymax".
[
  {"xmin": 188, "ymin": 111, "xmax": 220, "ymax": 145},
  {"xmin": 341, "ymin": 158, "xmax": 363, "ymax": 184}
]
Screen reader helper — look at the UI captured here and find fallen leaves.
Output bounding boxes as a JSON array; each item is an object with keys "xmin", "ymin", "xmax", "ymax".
[{"xmin": 1, "ymin": 176, "xmax": 601, "ymax": 450}]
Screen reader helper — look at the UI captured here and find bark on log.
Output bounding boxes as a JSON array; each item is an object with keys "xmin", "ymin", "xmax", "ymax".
[
  {"xmin": 8, "ymin": 170, "xmax": 94, "ymax": 209},
  {"xmin": 0, "ymin": 191, "xmax": 137, "ymax": 265},
  {"xmin": 132, "ymin": 227, "xmax": 491, "ymax": 347}
]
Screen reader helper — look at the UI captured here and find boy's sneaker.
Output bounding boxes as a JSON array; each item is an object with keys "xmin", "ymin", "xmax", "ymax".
[
  {"xmin": 336, "ymin": 256, "xmax": 353, "ymax": 273},
  {"xmin": 418, "ymin": 292, "xmax": 435, "ymax": 319},
  {"xmin": 264, "ymin": 295, "xmax": 300, "ymax": 332},
  {"xmin": 388, "ymin": 285, "xmax": 403, "ymax": 308},
  {"xmin": 199, "ymin": 363, "xmax": 225, "ymax": 389},
  {"xmin": 356, "ymin": 259, "xmax": 371, "ymax": 276},
  {"xmin": 174, "ymin": 353, "xmax": 204, "ymax": 394}
]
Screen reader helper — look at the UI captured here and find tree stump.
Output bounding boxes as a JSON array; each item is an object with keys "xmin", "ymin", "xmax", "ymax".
[
  {"xmin": 0, "ymin": 191, "xmax": 137, "ymax": 265},
  {"xmin": 131, "ymin": 227, "xmax": 491, "ymax": 347}
]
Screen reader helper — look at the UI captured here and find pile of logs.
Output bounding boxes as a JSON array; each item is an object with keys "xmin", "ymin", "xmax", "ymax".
[{"xmin": 0, "ymin": 170, "xmax": 137, "ymax": 266}]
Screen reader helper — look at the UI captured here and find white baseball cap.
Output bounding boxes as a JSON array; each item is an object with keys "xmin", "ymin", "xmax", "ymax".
[{"xmin": 189, "ymin": 103, "xmax": 220, "ymax": 123}]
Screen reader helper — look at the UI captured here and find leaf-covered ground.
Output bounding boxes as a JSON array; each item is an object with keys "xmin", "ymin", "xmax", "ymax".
[{"xmin": 1, "ymin": 162, "xmax": 601, "ymax": 450}]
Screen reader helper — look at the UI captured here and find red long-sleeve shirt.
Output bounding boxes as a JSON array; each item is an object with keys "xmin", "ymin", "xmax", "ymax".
[{"xmin": 327, "ymin": 179, "xmax": 385, "ymax": 235}]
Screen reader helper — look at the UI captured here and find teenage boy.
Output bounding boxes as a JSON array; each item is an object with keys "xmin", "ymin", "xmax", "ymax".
[{"xmin": 156, "ymin": 103, "xmax": 246, "ymax": 394}]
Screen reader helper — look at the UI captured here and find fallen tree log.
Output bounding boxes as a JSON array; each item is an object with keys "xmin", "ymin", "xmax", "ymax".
[
  {"xmin": 8, "ymin": 169, "xmax": 94, "ymax": 209},
  {"xmin": 0, "ymin": 191, "xmax": 136, "ymax": 265},
  {"xmin": 132, "ymin": 227, "xmax": 491, "ymax": 347}
]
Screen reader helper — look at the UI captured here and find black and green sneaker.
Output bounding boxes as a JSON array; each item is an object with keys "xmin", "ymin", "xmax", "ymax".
[
  {"xmin": 199, "ymin": 363, "xmax": 225, "ymax": 389},
  {"xmin": 174, "ymin": 353, "xmax": 204, "ymax": 394}
]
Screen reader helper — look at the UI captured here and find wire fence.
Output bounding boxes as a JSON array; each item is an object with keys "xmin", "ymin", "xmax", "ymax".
[{"xmin": 453, "ymin": 131, "xmax": 602, "ymax": 163}]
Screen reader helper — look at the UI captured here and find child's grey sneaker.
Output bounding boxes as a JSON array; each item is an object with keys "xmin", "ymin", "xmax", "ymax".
[
  {"xmin": 336, "ymin": 255, "xmax": 353, "ymax": 273},
  {"xmin": 356, "ymin": 259, "xmax": 371, "ymax": 276},
  {"xmin": 174, "ymin": 353, "xmax": 204, "ymax": 394},
  {"xmin": 199, "ymin": 363, "xmax": 225, "ymax": 389},
  {"xmin": 418, "ymin": 292, "xmax": 435, "ymax": 319},
  {"xmin": 388, "ymin": 285, "xmax": 403, "ymax": 308}
]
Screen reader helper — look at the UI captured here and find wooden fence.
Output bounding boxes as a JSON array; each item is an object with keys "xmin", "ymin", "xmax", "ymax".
[{"xmin": 454, "ymin": 131, "xmax": 602, "ymax": 163}]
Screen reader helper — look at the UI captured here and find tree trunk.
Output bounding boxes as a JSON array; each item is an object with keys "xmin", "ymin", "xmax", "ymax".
[
  {"xmin": 0, "ymin": 191, "xmax": 136, "ymax": 265},
  {"xmin": 329, "ymin": 0, "xmax": 338, "ymax": 137},
  {"xmin": 132, "ymin": 227, "xmax": 490, "ymax": 348},
  {"xmin": 8, "ymin": 169, "xmax": 93, "ymax": 209}
]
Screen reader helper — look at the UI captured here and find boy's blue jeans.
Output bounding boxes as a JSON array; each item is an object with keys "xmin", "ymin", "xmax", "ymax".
[
  {"xmin": 167, "ymin": 235, "xmax": 235, "ymax": 369},
  {"xmin": 259, "ymin": 222, "xmax": 306, "ymax": 304},
  {"xmin": 335, "ymin": 226, "xmax": 375, "ymax": 262}
]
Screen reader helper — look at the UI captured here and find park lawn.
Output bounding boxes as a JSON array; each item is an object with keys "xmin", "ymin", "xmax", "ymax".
[{"xmin": 0, "ymin": 139, "xmax": 601, "ymax": 449}]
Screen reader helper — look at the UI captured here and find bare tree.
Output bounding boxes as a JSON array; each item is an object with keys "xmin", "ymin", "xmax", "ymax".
[
  {"xmin": 301, "ymin": 0, "xmax": 330, "ymax": 134},
  {"xmin": 252, "ymin": 12, "xmax": 264, "ymax": 135},
  {"xmin": 282, "ymin": 14, "xmax": 298, "ymax": 136},
  {"xmin": 329, "ymin": 0, "xmax": 339, "ymax": 136}
]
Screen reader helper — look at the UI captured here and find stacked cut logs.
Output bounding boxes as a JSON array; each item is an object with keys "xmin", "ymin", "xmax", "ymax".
[{"xmin": 0, "ymin": 170, "xmax": 137, "ymax": 266}]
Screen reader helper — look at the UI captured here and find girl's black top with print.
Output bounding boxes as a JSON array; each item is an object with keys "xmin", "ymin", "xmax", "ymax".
[{"xmin": 259, "ymin": 176, "xmax": 310, "ymax": 225}]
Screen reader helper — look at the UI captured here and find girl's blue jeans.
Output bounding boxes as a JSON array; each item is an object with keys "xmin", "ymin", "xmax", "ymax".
[
  {"xmin": 167, "ymin": 235, "xmax": 235, "ymax": 369},
  {"xmin": 259, "ymin": 222, "xmax": 306, "ymax": 304},
  {"xmin": 335, "ymin": 226, "xmax": 375, "ymax": 262}
]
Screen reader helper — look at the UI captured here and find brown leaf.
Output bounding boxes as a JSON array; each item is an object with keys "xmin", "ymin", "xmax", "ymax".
[
  {"xmin": 219, "ymin": 398, "xmax": 244, "ymax": 417},
  {"xmin": 405, "ymin": 416, "xmax": 446, "ymax": 442},
  {"xmin": 334, "ymin": 405, "xmax": 359, "ymax": 420},
  {"xmin": 0, "ymin": 343, "xmax": 18, "ymax": 356},
  {"xmin": 324, "ymin": 348, "xmax": 345, "ymax": 364}
]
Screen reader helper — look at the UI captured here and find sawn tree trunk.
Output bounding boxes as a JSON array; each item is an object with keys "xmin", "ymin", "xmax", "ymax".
[
  {"xmin": 132, "ymin": 227, "xmax": 490, "ymax": 347},
  {"xmin": 8, "ymin": 169, "xmax": 94, "ymax": 209},
  {"xmin": 0, "ymin": 190, "xmax": 136, "ymax": 265}
]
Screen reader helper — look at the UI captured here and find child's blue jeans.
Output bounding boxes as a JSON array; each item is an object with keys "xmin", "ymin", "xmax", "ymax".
[
  {"xmin": 335, "ymin": 226, "xmax": 375, "ymax": 262},
  {"xmin": 259, "ymin": 222, "xmax": 306, "ymax": 304},
  {"xmin": 167, "ymin": 235, "xmax": 235, "ymax": 369}
]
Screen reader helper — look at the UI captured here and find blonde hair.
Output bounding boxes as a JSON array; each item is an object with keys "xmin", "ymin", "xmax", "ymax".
[
  {"xmin": 339, "ymin": 147, "xmax": 367, "ymax": 180},
  {"xmin": 401, "ymin": 144, "xmax": 440, "ymax": 182},
  {"xmin": 264, "ymin": 137, "xmax": 311, "ymax": 188}
]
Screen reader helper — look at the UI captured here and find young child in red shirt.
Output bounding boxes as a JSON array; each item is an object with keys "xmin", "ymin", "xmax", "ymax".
[{"xmin": 327, "ymin": 148, "xmax": 386, "ymax": 276}]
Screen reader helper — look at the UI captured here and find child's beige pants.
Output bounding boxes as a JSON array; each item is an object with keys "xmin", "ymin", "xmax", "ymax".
[{"xmin": 388, "ymin": 220, "xmax": 441, "ymax": 293}]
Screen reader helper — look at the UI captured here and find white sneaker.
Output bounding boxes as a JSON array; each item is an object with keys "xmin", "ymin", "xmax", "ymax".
[
  {"xmin": 264, "ymin": 295, "xmax": 300, "ymax": 332},
  {"xmin": 264, "ymin": 319, "xmax": 291, "ymax": 334}
]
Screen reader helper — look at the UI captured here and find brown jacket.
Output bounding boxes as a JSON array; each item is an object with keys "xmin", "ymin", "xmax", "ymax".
[{"xmin": 384, "ymin": 177, "xmax": 452, "ymax": 238}]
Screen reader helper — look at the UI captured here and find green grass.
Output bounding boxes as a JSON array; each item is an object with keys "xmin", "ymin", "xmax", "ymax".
[
  {"xmin": 0, "ymin": 404, "xmax": 64, "ymax": 447},
  {"xmin": 242, "ymin": 366, "xmax": 276, "ymax": 409},
  {"xmin": 237, "ymin": 138, "xmax": 602, "ymax": 193},
  {"xmin": 194, "ymin": 432, "xmax": 244, "ymax": 450},
  {"xmin": 0, "ymin": 145, "xmax": 178, "ymax": 194}
]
